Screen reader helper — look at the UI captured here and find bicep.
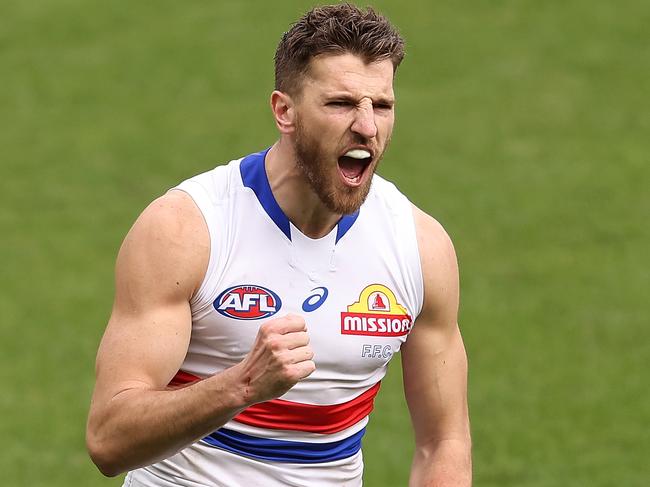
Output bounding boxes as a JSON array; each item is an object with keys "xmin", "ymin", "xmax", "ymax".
[
  {"xmin": 92, "ymin": 192, "xmax": 208, "ymax": 403},
  {"xmin": 401, "ymin": 321, "xmax": 469, "ymax": 444},
  {"xmin": 402, "ymin": 205, "xmax": 469, "ymax": 444},
  {"xmin": 94, "ymin": 300, "xmax": 192, "ymax": 400}
]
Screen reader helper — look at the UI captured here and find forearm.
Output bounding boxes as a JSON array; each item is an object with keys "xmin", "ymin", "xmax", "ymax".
[
  {"xmin": 409, "ymin": 437, "xmax": 472, "ymax": 487},
  {"xmin": 87, "ymin": 365, "xmax": 248, "ymax": 477}
]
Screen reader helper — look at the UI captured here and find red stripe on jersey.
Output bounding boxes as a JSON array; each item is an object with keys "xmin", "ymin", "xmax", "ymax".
[
  {"xmin": 233, "ymin": 382, "xmax": 381, "ymax": 434},
  {"xmin": 168, "ymin": 370, "xmax": 381, "ymax": 434},
  {"xmin": 168, "ymin": 370, "xmax": 202, "ymax": 388}
]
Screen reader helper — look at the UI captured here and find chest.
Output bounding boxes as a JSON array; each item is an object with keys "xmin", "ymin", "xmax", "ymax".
[{"xmin": 191, "ymin": 215, "xmax": 417, "ymax": 386}]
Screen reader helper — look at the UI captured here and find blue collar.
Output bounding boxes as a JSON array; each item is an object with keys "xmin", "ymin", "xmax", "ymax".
[{"xmin": 239, "ymin": 148, "xmax": 360, "ymax": 243}]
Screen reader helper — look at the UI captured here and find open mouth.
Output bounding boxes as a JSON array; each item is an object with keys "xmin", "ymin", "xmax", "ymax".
[{"xmin": 337, "ymin": 149, "xmax": 373, "ymax": 186}]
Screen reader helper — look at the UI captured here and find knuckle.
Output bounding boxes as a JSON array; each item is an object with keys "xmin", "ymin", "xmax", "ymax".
[
  {"xmin": 275, "ymin": 348, "xmax": 290, "ymax": 363},
  {"xmin": 287, "ymin": 314, "xmax": 306, "ymax": 326},
  {"xmin": 259, "ymin": 322, "xmax": 273, "ymax": 337},
  {"xmin": 281, "ymin": 363, "xmax": 295, "ymax": 379},
  {"xmin": 267, "ymin": 337, "xmax": 281, "ymax": 351}
]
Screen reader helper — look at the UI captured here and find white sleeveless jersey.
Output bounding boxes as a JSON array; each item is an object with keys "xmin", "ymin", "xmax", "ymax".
[{"xmin": 124, "ymin": 149, "xmax": 424, "ymax": 487}]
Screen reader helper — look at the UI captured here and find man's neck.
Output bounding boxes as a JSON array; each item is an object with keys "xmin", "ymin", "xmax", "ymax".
[{"xmin": 265, "ymin": 141, "xmax": 342, "ymax": 239}]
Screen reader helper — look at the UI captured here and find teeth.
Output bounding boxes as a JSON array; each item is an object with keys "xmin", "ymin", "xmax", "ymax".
[{"xmin": 344, "ymin": 149, "xmax": 371, "ymax": 159}]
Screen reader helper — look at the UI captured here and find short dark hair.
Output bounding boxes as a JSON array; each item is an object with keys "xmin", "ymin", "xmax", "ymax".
[{"xmin": 274, "ymin": 3, "xmax": 405, "ymax": 95}]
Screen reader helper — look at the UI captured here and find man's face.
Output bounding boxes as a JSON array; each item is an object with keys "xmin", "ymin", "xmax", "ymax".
[{"xmin": 291, "ymin": 53, "xmax": 395, "ymax": 215}]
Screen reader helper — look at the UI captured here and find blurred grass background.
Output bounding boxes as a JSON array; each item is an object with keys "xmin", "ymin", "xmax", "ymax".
[{"xmin": 1, "ymin": 1, "xmax": 648, "ymax": 485}]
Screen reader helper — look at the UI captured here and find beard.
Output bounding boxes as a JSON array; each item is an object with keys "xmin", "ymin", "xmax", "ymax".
[{"xmin": 293, "ymin": 118, "xmax": 386, "ymax": 215}]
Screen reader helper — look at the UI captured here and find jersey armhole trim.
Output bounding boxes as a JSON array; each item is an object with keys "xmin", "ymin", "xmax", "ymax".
[
  {"xmin": 408, "ymin": 202, "xmax": 426, "ymax": 320},
  {"xmin": 170, "ymin": 183, "xmax": 216, "ymax": 314}
]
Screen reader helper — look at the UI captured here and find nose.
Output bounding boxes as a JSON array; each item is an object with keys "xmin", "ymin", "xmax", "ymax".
[{"xmin": 350, "ymin": 99, "xmax": 377, "ymax": 139}]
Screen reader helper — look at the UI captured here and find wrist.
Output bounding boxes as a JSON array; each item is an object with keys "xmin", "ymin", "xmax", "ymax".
[{"xmin": 217, "ymin": 362, "xmax": 256, "ymax": 410}]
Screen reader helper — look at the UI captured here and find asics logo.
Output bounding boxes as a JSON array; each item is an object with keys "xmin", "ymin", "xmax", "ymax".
[{"xmin": 302, "ymin": 287, "xmax": 329, "ymax": 312}]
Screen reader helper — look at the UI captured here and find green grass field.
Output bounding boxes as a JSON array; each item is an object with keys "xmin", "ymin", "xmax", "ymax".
[{"xmin": 2, "ymin": 1, "xmax": 648, "ymax": 485}]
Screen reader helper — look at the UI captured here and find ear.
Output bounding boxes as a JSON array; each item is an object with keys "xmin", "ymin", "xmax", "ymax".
[{"xmin": 270, "ymin": 90, "xmax": 296, "ymax": 134}]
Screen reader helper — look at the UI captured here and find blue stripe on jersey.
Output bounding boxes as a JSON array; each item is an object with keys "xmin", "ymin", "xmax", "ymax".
[
  {"xmin": 240, "ymin": 149, "xmax": 292, "ymax": 240},
  {"xmin": 201, "ymin": 427, "xmax": 366, "ymax": 464},
  {"xmin": 239, "ymin": 148, "xmax": 360, "ymax": 244},
  {"xmin": 336, "ymin": 210, "xmax": 360, "ymax": 243}
]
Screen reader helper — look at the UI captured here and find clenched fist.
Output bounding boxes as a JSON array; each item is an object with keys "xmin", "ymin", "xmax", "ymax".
[{"xmin": 235, "ymin": 314, "xmax": 315, "ymax": 405}]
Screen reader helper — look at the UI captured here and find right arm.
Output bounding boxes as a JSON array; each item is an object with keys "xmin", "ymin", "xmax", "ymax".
[{"xmin": 86, "ymin": 190, "xmax": 315, "ymax": 476}]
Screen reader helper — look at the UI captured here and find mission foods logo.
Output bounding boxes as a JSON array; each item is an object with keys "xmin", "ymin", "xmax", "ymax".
[
  {"xmin": 214, "ymin": 285, "xmax": 282, "ymax": 320},
  {"xmin": 341, "ymin": 284, "xmax": 413, "ymax": 337}
]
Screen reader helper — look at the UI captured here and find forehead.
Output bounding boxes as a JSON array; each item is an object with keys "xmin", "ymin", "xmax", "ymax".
[{"xmin": 302, "ymin": 53, "xmax": 395, "ymax": 99}]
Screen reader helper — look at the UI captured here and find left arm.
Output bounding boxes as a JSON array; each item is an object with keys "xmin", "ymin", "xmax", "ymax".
[{"xmin": 402, "ymin": 205, "xmax": 471, "ymax": 486}]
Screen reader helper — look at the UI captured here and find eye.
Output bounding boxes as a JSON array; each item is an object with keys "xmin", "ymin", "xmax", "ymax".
[
  {"xmin": 373, "ymin": 103, "xmax": 393, "ymax": 111},
  {"xmin": 327, "ymin": 100, "xmax": 352, "ymax": 107}
]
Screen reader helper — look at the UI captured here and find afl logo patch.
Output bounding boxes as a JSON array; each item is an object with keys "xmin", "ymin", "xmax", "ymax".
[{"xmin": 214, "ymin": 285, "xmax": 282, "ymax": 320}]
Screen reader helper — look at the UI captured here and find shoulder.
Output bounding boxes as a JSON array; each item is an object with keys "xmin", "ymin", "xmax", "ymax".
[
  {"xmin": 175, "ymin": 157, "xmax": 244, "ymax": 206},
  {"xmin": 411, "ymin": 204, "xmax": 459, "ymax": 319},
  {"xmin": 368, "ymin": 175, "xmax": 456, "ymax": 267},
  {"xmin": 126, "ymin": 190, "xmax": 208, "ymax": 255},
  {"xmin": 116, "ymin": 190, "xmax": 209, "ymax": 300},
  {"xmin": 411, "ymin": 205, "xmax": 457, "ymax": 267}
]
